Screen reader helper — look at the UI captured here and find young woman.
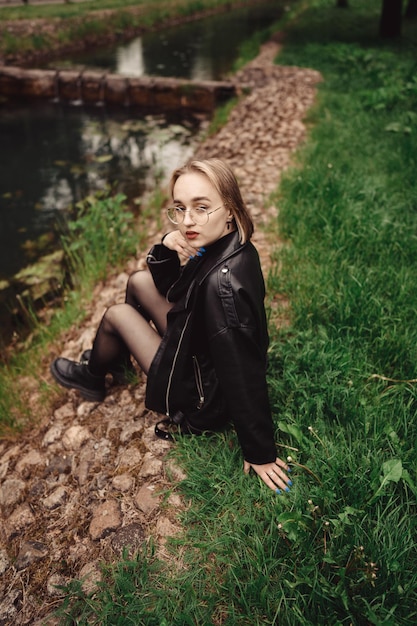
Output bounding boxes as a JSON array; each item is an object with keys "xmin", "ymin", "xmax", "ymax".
[{"xmin": 51, "ymin": 158, "xmax": 291, "ymax": 493}]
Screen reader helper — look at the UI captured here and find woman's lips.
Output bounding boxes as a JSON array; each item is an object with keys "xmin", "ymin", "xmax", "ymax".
[{"xmin": 185, "ymin": 231, "xmax": 199, "ymax": 240}]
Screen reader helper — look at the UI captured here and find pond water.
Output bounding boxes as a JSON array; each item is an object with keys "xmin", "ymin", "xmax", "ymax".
[
  {"xmin": 0, "ymin": 104, "xmax": 201, "ymax": 282},
  {"xmin": 0, "ymin": 0, "xmax": 284, "ymax": 343},
  {"xmin": 49, "ymin": 1, "xmax": 283, "ymax": 80}
]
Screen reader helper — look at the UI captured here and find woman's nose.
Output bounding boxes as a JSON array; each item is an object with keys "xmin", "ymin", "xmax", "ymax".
[{"xmin": 182, "ymin": 209, "xmax": 195, "ymax": 225}]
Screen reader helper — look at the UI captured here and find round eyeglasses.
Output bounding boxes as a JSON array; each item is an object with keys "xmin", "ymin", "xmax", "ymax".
[{"xmin": 166, "ymin": 205, "xmax": 224, "ymax": 225}]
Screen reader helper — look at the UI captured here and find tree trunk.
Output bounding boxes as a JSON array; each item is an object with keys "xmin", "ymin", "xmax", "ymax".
[
  {"xmin": 379, "ymin": 0, "xmax": 403, "ymax": 37},
  {"xmin": 405, "ymin": 0, "xmax": 417, "ymax": 18}
]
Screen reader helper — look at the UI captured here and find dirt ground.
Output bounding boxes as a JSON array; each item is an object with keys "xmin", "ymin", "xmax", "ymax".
[{"xmin": 0, "ymin": 39, "xmax": 321, "ymax": 625}]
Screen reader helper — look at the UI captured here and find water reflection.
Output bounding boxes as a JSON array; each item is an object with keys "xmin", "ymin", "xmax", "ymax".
[
  {"xmin": 0, "ymin": 102, "xmax": 201, "ymax": 282},
  {"xmin": 116, "ymin": 39, "xmax": 145, "ymax": 77},
  {"xmin": 50, "ymin": 1, "xmax": 283, "ymax": 81}
]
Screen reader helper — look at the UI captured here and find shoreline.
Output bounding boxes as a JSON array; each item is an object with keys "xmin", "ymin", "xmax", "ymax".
[{"xmin": 0, "ymin": 0, "xmax": 270, "ymax": 67}]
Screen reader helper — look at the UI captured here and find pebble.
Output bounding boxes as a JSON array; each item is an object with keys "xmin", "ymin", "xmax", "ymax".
[
  {"xmin": 14, "ymin": 540, "xmax": 49, "ymax": 571},
  {"xmin": 89, "ymin": 500, "xmax": 122, "ymax": 540},
  {"xmin": 0, "ymin": 477, "xmax": 25, "ymax": 508},
  {"xmin": 42, "ymin": 485, "xmax": 68, "ymax": 510},
  {"xmin": 134, "ymin": 483, "xmax": 160, "ymax": 514}
]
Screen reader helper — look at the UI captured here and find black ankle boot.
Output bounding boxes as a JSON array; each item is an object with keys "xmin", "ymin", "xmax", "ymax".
[
  {"xmin": 80, "ymin": 350, "xmax": 136, "ymax": 386},
  {"xmin": 50, "ymin": 358, "xmax": 105, "ymax": 402}
]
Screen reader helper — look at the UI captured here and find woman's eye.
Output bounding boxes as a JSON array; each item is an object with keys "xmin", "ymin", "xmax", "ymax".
[{"xmin": 196, "ymin": 206, "xmax": 208, "ymax": 213}]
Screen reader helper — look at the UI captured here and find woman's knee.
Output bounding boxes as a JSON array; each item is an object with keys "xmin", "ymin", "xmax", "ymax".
[
  {"xmin": 126, "ymin": 270, "xmax": 153, "ymax": 306},
  {"xmin": 102, "ymin": 303, "xmax": 130, "ymax": 330}
]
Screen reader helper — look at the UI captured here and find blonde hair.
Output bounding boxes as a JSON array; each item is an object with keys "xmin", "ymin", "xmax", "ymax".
[{"xmin": 169, "ymin": 158, "xmax": 254, "ymax": 244}]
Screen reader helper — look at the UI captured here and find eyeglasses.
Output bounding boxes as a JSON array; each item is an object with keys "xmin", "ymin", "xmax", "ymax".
[{"xmin": 166, "ymin": 205, "xmax": 224, "ymax": 225}]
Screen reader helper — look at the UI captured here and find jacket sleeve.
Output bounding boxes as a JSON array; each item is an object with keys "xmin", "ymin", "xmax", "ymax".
[
  {"xmin": 204, "ymin": 268, "xmax": 277, "ymax": 465},
  {"xmin": 146, "ymin": 243, "xmax": 181, "ymax": 297}
]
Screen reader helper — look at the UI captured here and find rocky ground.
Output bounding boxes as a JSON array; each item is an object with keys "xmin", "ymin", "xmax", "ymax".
[{"xmin": 0, "ymin": 40, "xmax": 321, "ymax": 625}]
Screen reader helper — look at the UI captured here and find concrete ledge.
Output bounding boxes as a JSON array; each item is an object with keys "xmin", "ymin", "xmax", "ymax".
[{"xmin": 0, "ymin": 66, "xmax": 240, "ymax": 112}]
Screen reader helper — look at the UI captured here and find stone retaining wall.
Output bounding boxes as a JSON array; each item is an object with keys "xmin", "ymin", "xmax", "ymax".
[{"xmin": 0, "ymin": 66, "xmax": 239, "ymax": 112}]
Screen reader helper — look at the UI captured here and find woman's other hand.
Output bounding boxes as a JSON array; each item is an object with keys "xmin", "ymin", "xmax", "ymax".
[
  {"xmin": 243, "ymin": 457, "xmax": 292, "ymax": 493},
  {"xmin": 162, "ymin": 231, "xmax": 198, "ymax": 264}
]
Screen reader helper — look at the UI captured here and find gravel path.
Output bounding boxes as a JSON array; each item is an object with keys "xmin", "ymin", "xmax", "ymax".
[{"xmin": 0, "ymin": 41, "xmax": 321, "ymax": 625}]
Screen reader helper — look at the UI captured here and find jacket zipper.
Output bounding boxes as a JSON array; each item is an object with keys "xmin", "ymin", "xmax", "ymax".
[
  {"xmin": 164, "ymin": 237, "xmax": 246, "ymax": 417},
  {"xmin": 165, "ymin": 311, "xmax": 192, "ymax": 417},
  {"xmin": 192, "ymin": 355, "xmax": 205, "ymax": 410}
]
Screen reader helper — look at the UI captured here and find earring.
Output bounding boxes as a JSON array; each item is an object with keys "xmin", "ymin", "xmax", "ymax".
[{"xmin": 227, "ymin": 221, "xmax": 231, "ymax": 230}]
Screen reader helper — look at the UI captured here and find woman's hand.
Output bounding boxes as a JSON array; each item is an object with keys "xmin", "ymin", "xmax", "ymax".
[
  {"xmin": 162, "ymin": 231, "xmax": 198, "ymax": 264},
  {"xmin": 243, "ymin": 457, "xmax": 292, "ymax": 493}
]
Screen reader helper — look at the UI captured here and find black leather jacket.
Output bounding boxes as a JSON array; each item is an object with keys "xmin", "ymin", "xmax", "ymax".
[{"xmin": 145, "ymin": 231, "xmax": 277, "ymax": 465}]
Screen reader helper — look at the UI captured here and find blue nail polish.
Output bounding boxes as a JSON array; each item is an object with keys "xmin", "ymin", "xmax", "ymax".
[
  {"xmin": 288, "ymin": 480, "xmax": 293, "ymax": 486},
  {"xmin": 189, "ymin": 255, "xmax": 195, "ymax": 259},
  {"xmin": 199, "ymin": 247, "xmax": 206, "ymax": 253},
  {"xmin": 275, "ymin": 488, "xmax": 281, "ymax": 495},
  {"xmin": 287, "ymin": 467, "xmax": 292, "ymax": 473},
  {"xmin": 285, "ymin": 487, "xmax": 290, "ymax": 492},
  {"xmin": 196, "ymin": 251, "xmax": 202, "ymax": 257}
]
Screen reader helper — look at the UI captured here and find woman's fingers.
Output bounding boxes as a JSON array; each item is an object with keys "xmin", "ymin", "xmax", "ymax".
[
  {"xmin": 244, "ymin": 458, "xmax": 292, "ymax": 493},
  {"xmin": 163, "ymin": 231, "xmax": 196, "ymax": 259},
  {"xmin": 264, "ymin": 466, "xmax": 292, "ymax": 494}
]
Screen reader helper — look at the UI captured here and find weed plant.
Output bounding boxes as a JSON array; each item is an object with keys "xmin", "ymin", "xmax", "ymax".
[
  {"xmin": 55, "ymin": 1, "xmax": 417, "ymax": 625},
  {"xmin": 62, "ymin": 191, "xmax": 136, "ymax": 287}
]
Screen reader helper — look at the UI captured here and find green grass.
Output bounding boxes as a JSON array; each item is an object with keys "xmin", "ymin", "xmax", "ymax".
[
  {"xmin": 53, "ymin": 1, "xmax": 417, "ymax": 624},
  {"xmin": 62, "ymin": 191, "xmax": 137, "ymax": 286}
]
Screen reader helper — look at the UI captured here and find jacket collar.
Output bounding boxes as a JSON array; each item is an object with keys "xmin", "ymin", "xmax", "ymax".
[
  {"xmin": 186, "ymin": 231, "xmax": 246, "ymax": 305},
  {"xmin": 167, "ymin": 231, "xmax": 247, "ymax": 306},
  {"xmin": 197, "ymin": 231, "xmax": 245, "ymax": 285}
]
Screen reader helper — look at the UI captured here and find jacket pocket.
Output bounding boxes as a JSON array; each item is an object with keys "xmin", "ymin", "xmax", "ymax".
[{"xmin": 192, "ymin": 355, "xmax": 205, "ymax": 409}]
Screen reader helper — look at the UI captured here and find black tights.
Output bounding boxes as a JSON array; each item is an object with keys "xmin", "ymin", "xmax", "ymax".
[{"xmin": 88, "ymin": 270, "xmax": 173, "ymax": 377}]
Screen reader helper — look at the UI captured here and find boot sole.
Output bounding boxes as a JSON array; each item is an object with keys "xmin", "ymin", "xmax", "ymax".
[{"xmin": 50, "ymin": 361, "xmax": 105, "ymax": 402}]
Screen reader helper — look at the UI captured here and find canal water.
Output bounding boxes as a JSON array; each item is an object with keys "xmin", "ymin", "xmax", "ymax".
[
  {"xmin": 0, "ymin": 0, "xmax": 284, "ymax": 343},
  {"xmin": 47, "ymin": 1, "xmax": 282, "ymax": 80}
]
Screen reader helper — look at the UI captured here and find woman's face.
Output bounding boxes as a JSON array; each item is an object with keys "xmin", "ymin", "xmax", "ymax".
[{"xmin": 172, "ymin": 172, "xmax": 232, "ymax": 249}]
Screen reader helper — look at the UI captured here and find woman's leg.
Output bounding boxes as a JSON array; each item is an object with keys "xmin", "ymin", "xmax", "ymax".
[
  {"xmin": 88, "ymin": 303, "xmax": 162, "ymax": 376},
  {"xmin": 50, "ymin": 306, "xmax": 159, "ymax": 401},
  {"xmin": 51, "ymin": 304, "xmax": 161, "ymax": 402},
  {"xmin": 88, "ymin": 269, "xmax": 174, "ymax": 376},
  {"xmin": 50, "ymin": 269, "xmax": 173, "ymax": 400},
  {"xmin": 125, "ymin": 269, "xmax": 173, "ymax": 335}
]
